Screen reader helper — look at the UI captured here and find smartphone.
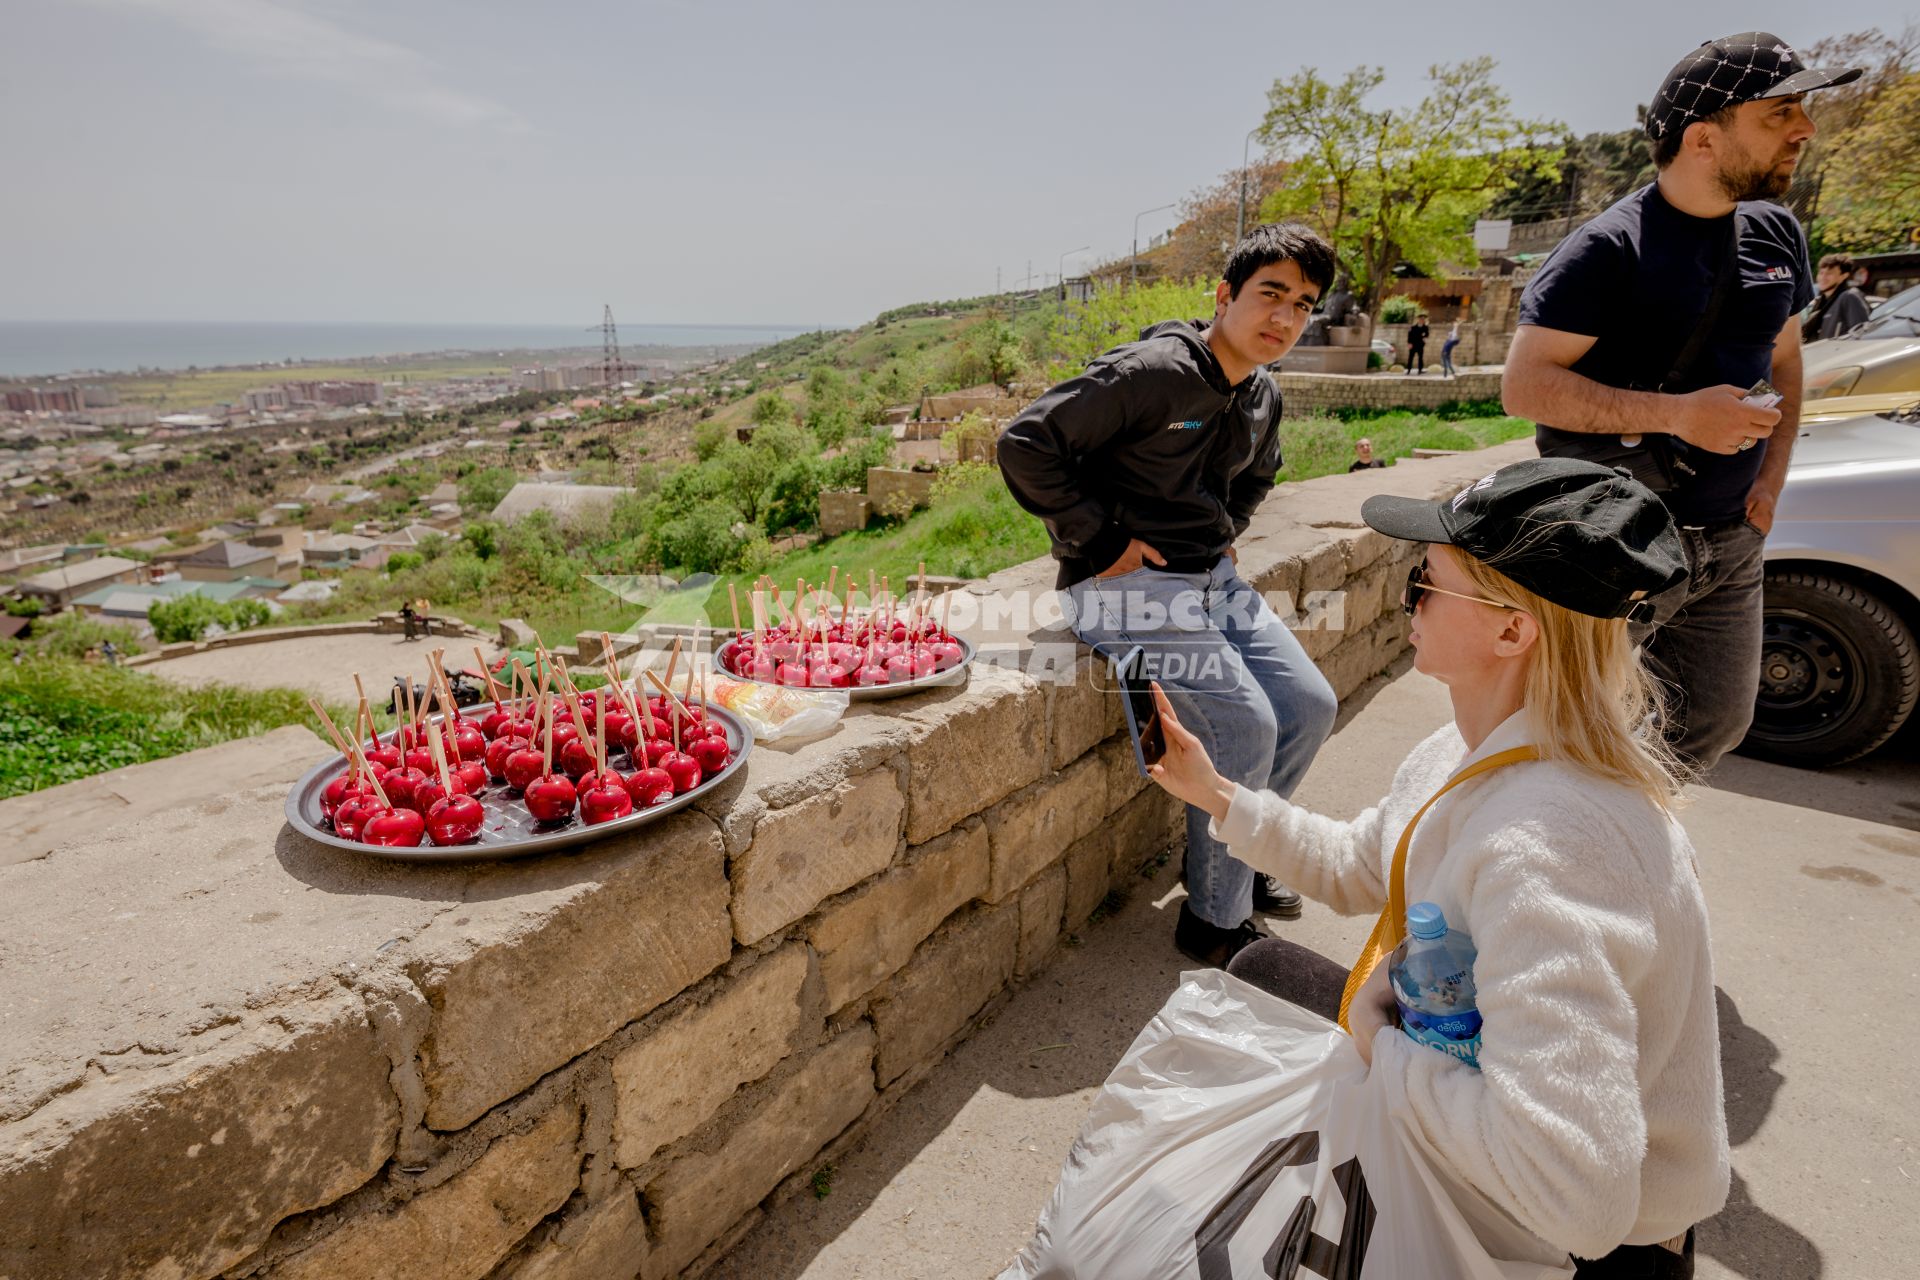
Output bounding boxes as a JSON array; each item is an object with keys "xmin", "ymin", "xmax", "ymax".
[
  {"xmin": 1113, "ymin": 645, "xmax": 1165, "ymax": 778},
  {"xmin": 1744, "ymin": 378, "xmax": 1783, "ymax": 410}
]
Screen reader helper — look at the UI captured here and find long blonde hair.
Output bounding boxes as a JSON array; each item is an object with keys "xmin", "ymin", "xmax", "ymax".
[{"xmin": 1450, "ymin": 547, "xmax": 1689, "ymax": 809}]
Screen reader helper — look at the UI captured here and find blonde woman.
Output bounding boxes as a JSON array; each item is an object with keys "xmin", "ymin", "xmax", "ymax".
[{"xmin": 1147, "ymin": 458, "xmax": 1727, "ymax": 1278}]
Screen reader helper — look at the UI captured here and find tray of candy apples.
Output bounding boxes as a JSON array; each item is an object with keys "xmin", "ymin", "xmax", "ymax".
[
  {"xmin": 713, "ymin": 565, "xmax": 971, "ymax": 702},
  {"xmin": 285, "ymin": 642, "xmax": 749, "ymax": 862}
]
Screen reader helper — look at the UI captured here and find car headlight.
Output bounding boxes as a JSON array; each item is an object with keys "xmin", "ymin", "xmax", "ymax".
[{"xmin": 1804, "ymin": 365, "xmax": 1863, "ymax": 399}]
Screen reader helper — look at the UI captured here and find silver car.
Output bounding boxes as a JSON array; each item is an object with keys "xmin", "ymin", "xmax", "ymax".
[{"xmin": 1741, "ymin": 403, "xmax": 1920, "ymax": 766}]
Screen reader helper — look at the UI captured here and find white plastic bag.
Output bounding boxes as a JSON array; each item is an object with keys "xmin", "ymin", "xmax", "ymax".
[
  {"xmin": 694, "ymin": 672, "xmax": 847, "ymax": 742},
  {"xmin": 1001, "ymin": 969, "xmax": 1572, "ymax": 1280}
]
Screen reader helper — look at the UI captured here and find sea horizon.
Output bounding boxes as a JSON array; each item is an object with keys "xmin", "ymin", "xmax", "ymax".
[{"xmin": 0, "ymin": 319, "xmax": 835, "ymax": 380}]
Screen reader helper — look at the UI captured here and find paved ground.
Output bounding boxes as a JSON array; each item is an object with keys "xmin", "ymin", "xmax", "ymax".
[
  {"xmin": 146, "ymin": 631, "xmax": 500, "ymax": 707},
  {"xmin": 715, "ymin": 659, "xmax": 1920, "ymax": 1280}
]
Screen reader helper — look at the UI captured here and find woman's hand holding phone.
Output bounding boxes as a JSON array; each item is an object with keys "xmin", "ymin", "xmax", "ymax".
[{"xmin": 1145, "ymin": 682, "xmax": 1236, "ymax": 824}]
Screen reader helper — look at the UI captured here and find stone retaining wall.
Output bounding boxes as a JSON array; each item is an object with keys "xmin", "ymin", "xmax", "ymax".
[
  {"xmin": 1275, "ymin": 369, "xmax": 1507, "ymax": 419},
  {"xmin": 0, "ymin": 442, "xmax": 1536, "ymax": 1280},
  {"xmin": 121, "ymin": 615, "xmax": 487, "ymax": 668}
]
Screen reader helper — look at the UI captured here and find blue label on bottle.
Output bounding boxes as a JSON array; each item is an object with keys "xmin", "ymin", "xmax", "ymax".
[{"xmin": 1400, "ymin": 1005, "xmax": 1482, "ymax": 1068}]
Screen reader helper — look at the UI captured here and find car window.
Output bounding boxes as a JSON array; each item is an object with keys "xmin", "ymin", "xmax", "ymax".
[{"xmin": 1850, "ymin": 284, "xmax": 1920, "ymax": 337}]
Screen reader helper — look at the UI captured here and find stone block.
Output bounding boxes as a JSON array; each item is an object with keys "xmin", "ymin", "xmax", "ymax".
[
  {"xmin": 509, "ymin": 1189, "xmax": 649, "ymax": 1280},
  {"xmin": 807, "ymin": 819, "xmax": 990, "ymax": 1010},
  {"xmin": 1017, "ymin": 864, "xmax": 1067, "ymax": 978},
  {"xmin": 272, "ymin": 1104, "xmax": 580, "ymax": 1280},
  {"xmin": 901, "ymin": 666, "xmax": 1046, "ymax": 844},
  {"xmin": 983, "ymin": 754, "xmax": 1106, "ymax": 902},
  {"xmin": 869, "ymin": 902, "xmax": 1019, "ymax": 1086},
  {"xmin": 0, "ymin": 996, "xmax": 397, "ymax": 1280},
  {"xmin": 866, "ymin": 467, "xmax": 939, "ymax": 518},
  {"xmin": 1063, "ymin": 827, "xmax": 1111, "ymax": 929},
  {"xmin": 729, "ymin": 768, "xmax": 905, "ymax": 945},
  {"xmin": 818, "ymin": 491, "xmax": 871, "ymax": 538},
  {"xmin": 1097, "ymin": 734, "xmax": 1149, "ymax": 810},
  {"xmin": 1045, "ymin": 651, "xmax": 1117, "ymax": 771},
  {"xmin": 415, "ymin": 811, "xmax": 732, "ymax": 1131},
  {"xmin": 610, "ymin": 945, "xmax": 811, "ymax": 1169},
  {"xmin": 644, "ymin": 1027, "xmax": 876, "ymax": 1278},
  {"xmin": 1108, "ymin": 784, "xmax": 1184, "ymax": 884},
  {"xmin": 1299, "ymin": 539, "xmax": 1349, "ymax": 595}
]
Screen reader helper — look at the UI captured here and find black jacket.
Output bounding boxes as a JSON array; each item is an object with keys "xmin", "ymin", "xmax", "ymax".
[{"xmin": 997, "ymin": 320, "xmax": 1284, "ymax": 589}]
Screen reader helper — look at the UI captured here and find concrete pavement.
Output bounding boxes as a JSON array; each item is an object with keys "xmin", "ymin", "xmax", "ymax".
[{"xmin": 712, "ymin": 658, "xmax": 1920, "ymax": 1279}]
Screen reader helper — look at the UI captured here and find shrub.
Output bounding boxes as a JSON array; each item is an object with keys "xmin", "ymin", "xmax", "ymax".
[
  {"xmin": 148, "ymin": 595, "xmax": 271, "ymax": 644},
  {"xmin": 1379, "ymin": 295, "xmax": 1420, "ymax": 323}
]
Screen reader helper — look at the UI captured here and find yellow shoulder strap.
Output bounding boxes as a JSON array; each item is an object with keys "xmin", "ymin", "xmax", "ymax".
[{"xmin": 1336, "ymin": 746, "xmax": 1541, "ymax": 1033}]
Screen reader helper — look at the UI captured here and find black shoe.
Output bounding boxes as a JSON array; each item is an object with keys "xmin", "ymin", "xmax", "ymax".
[
  {"xmin": 1174, "ymin": 903, "xmax": 1266, "ymax": 968},
  {"xmin": 1253, "ymin": 874, "xmax": 1303, "ymax": 920}
]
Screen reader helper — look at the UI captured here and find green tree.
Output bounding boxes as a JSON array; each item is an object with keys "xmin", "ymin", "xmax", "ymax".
[
  {"xmin": 458, "ymin": 466, "xmax": 517, "ymax": 515},
  {"xmin": 751, "ymin": 392, "xmax": 794, "ymax": 428},
  {"xmin": 148, "ymin": 596, "xmax": 271, "ymax": 644},
  {"xmin": 1817, "ymin": 71, "xmax": 1920, "ymax": 252},
  {"xmin": 1259, "ymin": 59, "xmax": 1565, "ymax": 311}
]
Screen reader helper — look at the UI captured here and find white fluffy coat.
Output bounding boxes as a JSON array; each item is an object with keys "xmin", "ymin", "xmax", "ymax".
[{"xmin": 1212, "ymin": 710, "xmax": 1730, "ymax": 1258}]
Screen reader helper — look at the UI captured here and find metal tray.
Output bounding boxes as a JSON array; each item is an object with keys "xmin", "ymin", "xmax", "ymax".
[
  {"xmin": 283, "ymin": 698, "xmax": 753, "ymax": 862},
  {"xmin": 712, "ymin": 635, "xmax": 974, "ymax": 702}
]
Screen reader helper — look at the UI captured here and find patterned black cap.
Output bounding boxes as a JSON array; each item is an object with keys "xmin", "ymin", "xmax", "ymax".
[
  {"xmin": 1361, "ymin": 459, "xmax": 1688, "ymax": 621},
  {"xmin": 1646, "ymin": 32, "xmax": 1863, "ymax": 142}
]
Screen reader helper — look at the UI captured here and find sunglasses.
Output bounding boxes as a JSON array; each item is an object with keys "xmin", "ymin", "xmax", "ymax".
[{"xmin": 1401, "ymin": 559, "xmax": 1521, "ymax": 617}]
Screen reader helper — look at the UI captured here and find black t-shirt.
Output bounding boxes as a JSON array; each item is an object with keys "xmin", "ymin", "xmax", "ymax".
[
  {"xmin": 1519, "ymin": 183, "xmax": 1813, "ymax": 523},
  {"xmin": 1407, "ymin": 322, "xmax": 1430, "ymax": 348}
]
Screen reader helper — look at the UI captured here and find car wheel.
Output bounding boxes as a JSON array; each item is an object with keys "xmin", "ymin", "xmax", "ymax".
[{"xmin": 1740, "ymin": 570, "xmax": 1919, "ymax": 767}]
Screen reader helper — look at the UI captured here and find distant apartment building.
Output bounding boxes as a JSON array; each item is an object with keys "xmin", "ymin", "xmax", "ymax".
[
  {"xmin": 243, "ymin": 387, "xmax": 291, "ymax": 414},
  {"xmin": 281, "ymin": 380, "xmax": 382, "ymax": 407},
  {"xmin": 81, "ymin": 385, "xmax": 120, "ymax": 408},
  {"xmin": 519, "ymin": 367, "xmax": 570, "ymax": 393},
  {"xmin": 2, "ymin": 387, "xmax": 87, "ymax": 414}
]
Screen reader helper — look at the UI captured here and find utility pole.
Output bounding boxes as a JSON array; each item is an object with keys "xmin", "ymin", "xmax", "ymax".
[
  {"xmin": 1133, "ymin": 203, "xmax": 1175, "ymax": 285},
  {"xmin": 1234, "ymin": 124, "xmax": 1263, "ymax": 249}
]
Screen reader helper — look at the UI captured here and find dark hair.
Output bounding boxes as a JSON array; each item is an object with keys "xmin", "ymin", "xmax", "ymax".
[
  {"xmin": 1225, "ymin": 222, "xmax": 1337, "ymax": 298},
  {"xmin": 1819, "ymin": 253, "xmax": 1856, "ymax": 275},
  {"xmin": 1649, "ymin": 101, "xmax": 1739, "ymax": 168}
]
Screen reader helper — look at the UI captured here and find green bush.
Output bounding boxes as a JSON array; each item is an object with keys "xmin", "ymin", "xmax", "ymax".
[
  {"xmin": 0, "ymin": 657, "xmax": 338, "ymax": 799},
  {"xmin": 458, "ymin": 466, "xmax": 517, "ymax": 514},
  {"xmin": 385, "ymin": 551, "xmax": 424, "ymax": 575},
  {"xmin": 1379, "ymin": 296, "xmax": 1420, "ymax": 323},
  {"xmin": 19, "ymin": 612, "xmax": 146, "ymax": 660},
  {"xmin": 148, "ymin": 595, "xmax": 272, "ymax": 644}
]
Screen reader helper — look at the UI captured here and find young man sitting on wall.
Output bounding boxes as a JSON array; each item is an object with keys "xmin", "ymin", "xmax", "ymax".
[{"xmin": 997, "ymin": 223, "xmax": 1342, "ymax": 966}]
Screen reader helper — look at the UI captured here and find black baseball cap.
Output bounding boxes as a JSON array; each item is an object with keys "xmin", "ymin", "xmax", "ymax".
[
  {"xmin": 1361, "ymin": 459, "xmax": 1688, "ymax": 620},
  {"xmin": 1646, "ymin": 33, "xmax": 1863, "ymax": 142}
]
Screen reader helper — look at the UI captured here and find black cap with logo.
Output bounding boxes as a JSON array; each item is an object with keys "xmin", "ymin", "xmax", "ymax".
[
  {"xmin": 1361, "ymin": 459, "xmax": 1689, "ymax": 621},
  {"xmin": 1645, "ymin": 32, "xmax": 1863, "ymax": 143}
]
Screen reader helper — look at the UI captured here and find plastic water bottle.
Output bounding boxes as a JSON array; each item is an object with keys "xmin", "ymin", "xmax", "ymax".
[{"xmin": 1387, "ymin": 902, "xmax": 1482, "ymax": 1069}]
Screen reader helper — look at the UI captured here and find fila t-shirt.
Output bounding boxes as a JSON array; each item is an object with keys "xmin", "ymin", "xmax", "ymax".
[{"xmin": 1519, "ymin": 183, "xmax": 1813, "ymax": 524}]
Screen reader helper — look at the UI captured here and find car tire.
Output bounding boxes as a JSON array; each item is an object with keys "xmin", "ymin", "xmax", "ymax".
[{"xmin": 1740, "ymin": 570, "xmax": 1919, "ymax": 768}]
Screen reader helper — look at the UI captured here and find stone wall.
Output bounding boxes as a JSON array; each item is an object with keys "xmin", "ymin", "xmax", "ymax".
[
  {"xmin": 1275, "ymin": 369, "xmax": 1507, "ymax": 419},
  {"xmin": 865, "ymin": 467, "xmax": 939, "ymax": 519},
  {"xmin": 0, "ymin": 443, "xmax": 1537, "ymax": 1280}
]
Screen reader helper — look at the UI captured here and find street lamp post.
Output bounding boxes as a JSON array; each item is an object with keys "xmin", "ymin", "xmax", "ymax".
[
  {"xmin": 1132, "ymin": 203, "xmax": 1176, "ymax": 285},
  {"xmin": 1058, "ymin": 245, "xmax": 1090, "ymax": 301},
  {"xmin": 1234, "ymin": 124, "xmax": 1263, "ymax": 250}
]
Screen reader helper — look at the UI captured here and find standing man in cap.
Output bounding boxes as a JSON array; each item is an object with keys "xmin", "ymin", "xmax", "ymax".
[{"xmin": 1501, "ymin": 32, "xmax": 1862, "ymax": 771}]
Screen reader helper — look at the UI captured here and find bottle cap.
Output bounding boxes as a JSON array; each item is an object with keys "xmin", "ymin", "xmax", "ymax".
[{"xmin": 1407, "ymin": 901, "xmax": 1448, "ymax": 940}]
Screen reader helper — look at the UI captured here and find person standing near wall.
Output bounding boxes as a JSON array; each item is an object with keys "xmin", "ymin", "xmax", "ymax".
[
  {"xmin": 1501, "ymin": 31, "xmax": 1860, "ymax": 771},
  {"xmin": 1441, "ymin": 319, "xmax": 1462, "ymax": 377},
  {"xmin": 1406, "ymin": 313, "xmax": 1430, "ymax": 374}
]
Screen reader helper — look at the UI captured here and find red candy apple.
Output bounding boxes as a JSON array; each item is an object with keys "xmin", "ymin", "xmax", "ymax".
[
  {"xmin": 579, "ymin": 778, "xmax": 634, "ymax": 825},
  {"xmin": 623, "ymin": 766, "xmax": 674, "ymax": 806},
  {"xmin": 689, "ymin": 736, "xmax": 731, "ymax": 774},
  {"xmin": 661, "ymin": 750, "xmax": 702, "ymax": 794},
  {"xmin": 485, "ymin": 734, "xmax": 527, "ymax": 782},
  {"xmin": 524, "ymin": 772, "xmax": 578, "ymax": 822},
  {"xmin": 360, "ymin": 805, "xmax": 426, "ymax": 847},
  {"xmin": 381, "ymin": 765, "xmax": 429, "ymax": 811},
  {"xmin": 503, "ymin": 743, "xmax": 545, "ymax": 791},
  {"xmin": 425, "ymin": 794, "xmax": 484, "ymax": 846}
]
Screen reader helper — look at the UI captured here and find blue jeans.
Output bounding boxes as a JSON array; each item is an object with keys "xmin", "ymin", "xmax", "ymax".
[
  {"xmin": 1065, "ymin": 556, "xmax": 1338, "ymax": 927},
  {"xmin": 1440, "ymin": 338, "xmax": 1459, "ymax": 377}
]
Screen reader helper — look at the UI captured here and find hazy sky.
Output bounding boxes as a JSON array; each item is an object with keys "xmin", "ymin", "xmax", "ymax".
[{"xmin": 6, "ymin": 0, "xmax": 1912, "ymax": 328}]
